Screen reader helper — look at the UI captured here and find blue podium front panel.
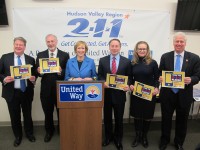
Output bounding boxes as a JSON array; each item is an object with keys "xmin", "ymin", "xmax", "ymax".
[{"xmin": 59, "ymin": 83, "xmax": 102, "ymax": 102}]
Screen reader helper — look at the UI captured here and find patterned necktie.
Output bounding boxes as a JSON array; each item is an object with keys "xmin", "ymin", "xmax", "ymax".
[
  {"xmin": 50, "ymin": 53, "xmax": 54, "ymax": 58},
  {"xmin": 17, "ymin": 56, "xmax": 26, "ymax": 92},
  {"xmin": 111, "ymin": 57, "xmax": 117, "ymax": 74},
  {"xmin": 172, "ymin": 54, "xmax": 181, "ymax": 93}
]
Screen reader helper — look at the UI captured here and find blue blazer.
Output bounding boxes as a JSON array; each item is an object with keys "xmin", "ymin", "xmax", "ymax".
[{"xmin": 65, "ymin": 56, "xmax": 97, "ymax": 80}]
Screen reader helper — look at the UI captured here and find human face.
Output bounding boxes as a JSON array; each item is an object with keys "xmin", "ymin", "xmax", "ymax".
[
  {"xmin": 173, "ymin": 35, "xmax": 186, "ymax": 54},
  {"xmin": 136, "ymin": 43, "xmax": 148, "ymax": 58},
  {"xmin": 109, "ymin": 40, "xmax": 121, "ymax": 56},
  {"xmin": 14, "ymin": 40, "xmax": 26, "ymax": 56},
  {"xmin": 46, "ymin": 35, "xmax": 58, "ymax": 52},
  {"xmin": 76, "ymin": 44, "xmax": 86, "ymax": 57}
]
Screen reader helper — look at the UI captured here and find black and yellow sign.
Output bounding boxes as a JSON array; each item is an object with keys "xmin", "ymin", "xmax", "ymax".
[
  {"xmin": 133, "ymin": 81, "xmax": 154, "ymax": 101},
  {"xmin": 39, "ymin": 58, "xmax": 60, "ymax": 74},
  {"xmin": 162, "ymin": 71, "xmax": 185, "ymax": 89},
  {"xmin": 106, "ymin": 74, "xmax": 128, "ymax": 90},
  {"xmin": 10, "ymin": 65, "xmax": 32, "ymax": 79}
]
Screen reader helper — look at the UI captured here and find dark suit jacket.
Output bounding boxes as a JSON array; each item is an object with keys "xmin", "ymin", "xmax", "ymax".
[
  {"xmin": 98, "ymin": 55, "xmax": 132, "ymax": 104},
  {"xmin": 36, "ymin": 49, "xmax": 69, "ymax": 98},
  {"xmin": 0, "ymin": 52, "xmax": 36, "ymax": 102},
  {"xmin": 159, "ymin": 51, "xmax": 200, "ymax": 107}
]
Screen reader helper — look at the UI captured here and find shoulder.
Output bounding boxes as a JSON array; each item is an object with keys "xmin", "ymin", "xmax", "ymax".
[
  {"xmin": 37, "ymin": 49, "xmax": 48, "ymax": 56},
  {"xmin": 151, "ymin": 59, "xmax": 158, "ymax": 65},
  {"xmin": 68, "ymin": 56, "xmax": 76, "ymax": 63},
  {"xmin": 161, "ymin": 51, "xmax": 174, "ymax": 59},
  {"xmin": 1, "ymin": 52, "xmax": 14, "ymax": 60},
  {"xmin": 25, "ymin": 54, "xmax": 34, "ymax": 60},
  {"xmin": 120, "ymin": 55, "xmax": 131, "ymax": 63},
  {"xmin": 85, "ymin": 56, "xmax": 94, "ymax": 62},
  {"xmin": 185, "ymin": 51, "xmax": 199, "ymax": 59},
  {"xmin": 58, "ymin": 49, "xmax": 69, "ymax": 55},
  {"xmin": 99, "ymin": 55, "xmax": 109, "ymax": 61}
]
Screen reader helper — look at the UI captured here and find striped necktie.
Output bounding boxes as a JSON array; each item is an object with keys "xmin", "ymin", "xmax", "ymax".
[{"xmin": 111, "ymin": 57, "xmax": 117, "ymax": 74}]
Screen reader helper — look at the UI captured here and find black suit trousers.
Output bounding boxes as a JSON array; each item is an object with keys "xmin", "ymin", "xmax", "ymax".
[
  {"xmin": 6, "ymin": 89, "xmax": 33, "ymax": 138},
  {"xmin": 104, "ymin": 99, "xmax": 125, "ymax": 142},
  {"xmin": 160, "ymin": 90, "xmax": 191, "ymax": 145},
  {"xmin": 41, "ymin": 84, "xmax": 58, "ymax": 134}
]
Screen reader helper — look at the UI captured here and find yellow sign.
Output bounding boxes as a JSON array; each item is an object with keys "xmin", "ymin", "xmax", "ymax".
[
  {"xmin": 39, "ymin": 58, "xmax": 60, "ymax": 74},
  {"xmin": 133, "ymin": 81, "xmax": 154, "ymax": 101},
  {"xmin": 106, "ymin": 74, "xmax": 128, "ymax": 90},
  {"xmin": 162, "ymin": 71, "xmax": 185, "ymax": 89},
  {"xmin": 10, "ymin": 65, "xmax": 32, "ymax": 79}
]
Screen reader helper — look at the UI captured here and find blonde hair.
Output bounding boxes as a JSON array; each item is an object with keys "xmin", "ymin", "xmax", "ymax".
[
  {"xmin": 14, "ymin": 37, "xmax": 27, "ymax": 46},
  {"xmin": 132, "ymin": 41, "xmax": 152, "ymax": 65},
  {"xmin": 74, "ymin": 41, "xmax": 88, "ymax": 53}
]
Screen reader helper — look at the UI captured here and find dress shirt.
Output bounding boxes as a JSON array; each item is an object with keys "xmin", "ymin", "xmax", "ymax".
[
  {"xmin": 110, "ymin": 54, "xmax": 120, "ymax": 73},
  {"xmin": 174, "ymin": 51, "xmax": 184, "ymax": 71},
  {"xmin": 48, "ymin": 48, "xmax": 58, "ymax": 58}
]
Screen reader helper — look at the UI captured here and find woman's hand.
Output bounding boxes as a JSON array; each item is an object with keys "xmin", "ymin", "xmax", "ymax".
[
  {"xmin": 152, "ymin": 87, "xmax": 159, "ymax": 96},
  {"xmin": 73, "ymin": 77, "xmax": 83, "ymax": 81},
  {"xmin": 83, "ymin": 77, "xmax": 93, "ymax": 81},
  {"xmin": 129, "ymin": 85, "xmax": 134, "ymax": 91},
  {"xmin": 104, "ymin": 82, "xmax": 109, "ymax": 88},
  {"xmin": 159, "ymin": 76, "xmax": 163, "ymax": 83}
]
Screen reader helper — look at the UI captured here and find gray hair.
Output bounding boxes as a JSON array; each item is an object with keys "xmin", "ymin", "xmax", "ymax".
[
  {"xmin": 173, "ymin": 32, "xmax": 187, "ymax": 42},
  {"xmin": 45, "ymin": 34, "xmax": 57, "ymax": 41}
]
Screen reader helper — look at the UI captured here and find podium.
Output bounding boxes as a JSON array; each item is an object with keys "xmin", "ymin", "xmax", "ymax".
[{"xmin": 57, "ymin": 81, "xmax": 104, "ymax": 150}]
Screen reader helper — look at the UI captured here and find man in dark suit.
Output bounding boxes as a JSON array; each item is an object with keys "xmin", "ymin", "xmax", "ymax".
[
  {"xmin": 0, "ymin": 37, "xmax": 37, "ymax": 147},
  {"xmin": 36, "ymin": 34, "xmax": 69, "ymax": 142},
  {"xmin": 98, "ymin": 39, "xmax": 131, "ymax": 150},
  {"xmin": 159, "ymin": 32, "xmax": 200, "ymax": 150}
]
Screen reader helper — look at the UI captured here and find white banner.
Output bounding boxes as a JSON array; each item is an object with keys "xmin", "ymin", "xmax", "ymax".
[{"xmin": 13, "ymin": 8, "xmax": 170, "ymax": 64}]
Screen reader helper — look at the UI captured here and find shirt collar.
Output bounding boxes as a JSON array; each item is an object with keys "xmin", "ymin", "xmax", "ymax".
[
  {"xmin": 48, "ymin": 48, "xmax": 58, "ymax": 57},
  {"xmin": 14, "ymin": 53, "xmax": 25, "ymax": 59},
  {"xmin": 110, "ymin": 54, "xmax": 120, "ymax": 60},
  {"xmin": 174, "ymin": 51, "xmax": 184, "ymax": 58}
]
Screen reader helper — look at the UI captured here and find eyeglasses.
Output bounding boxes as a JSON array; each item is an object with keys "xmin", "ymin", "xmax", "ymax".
[{"xmin": 137, "ymin": 48, "xmax": 147, "ymax": 51}]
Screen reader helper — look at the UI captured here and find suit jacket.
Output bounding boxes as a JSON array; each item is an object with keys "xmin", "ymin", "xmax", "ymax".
[
  {"xmin": 65, "ymin": 56, "xmax": 97, "ymax": 80},
  {"xmin": 36, "ymin": 49, "xmax": 69, "ymax": 98},
  {"xmin": 0, "ymin": 52, "xmax": 36, "ymax": 102},
  {"xmin": 98, "ymin": 55, "xmax": 132, "ymax": 104},
  {"xmin": 159, "ymin": 51, "xmax": 200, "ymax": 107}
]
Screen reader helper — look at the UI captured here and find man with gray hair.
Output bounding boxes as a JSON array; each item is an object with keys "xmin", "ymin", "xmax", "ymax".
[
  {"xmin": 159, "ymin": 32, "xmax": 200, "ymax": 150},
  {"xmin": 36, "ymin": 34, "xmax": 69, "ymax": 142}
]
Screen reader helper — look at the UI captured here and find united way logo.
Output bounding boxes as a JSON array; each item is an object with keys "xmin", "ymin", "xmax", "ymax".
[{"xmin": 86, "ymin": 85, "xmax": 100, "ymax": 98}]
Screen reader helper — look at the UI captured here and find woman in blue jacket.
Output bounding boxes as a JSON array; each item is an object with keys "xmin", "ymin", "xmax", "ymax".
[{"xmin": 65, "ymin": 41, "xmax": 97, "ymax": 81}]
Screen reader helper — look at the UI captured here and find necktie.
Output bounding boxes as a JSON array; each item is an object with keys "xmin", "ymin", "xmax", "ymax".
[
  {"xmin": 172, "ymin": 54, "xmax": 181, "ymax": 93},
  {"xmin": 111, "ymin": 57, "xmax": 117, "ymax": 74},
  {"xmin": 50, "ymin": 53, "xmax": 54, "ymax": 58},
  {"xmin": 17, "ymin": 56, "xmax": 26, "ymax": 92}
]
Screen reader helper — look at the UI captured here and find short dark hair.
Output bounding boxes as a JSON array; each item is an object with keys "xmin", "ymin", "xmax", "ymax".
[{"xmin": 108, "ymin": 39, "xmax": 121, "ymax": 47}]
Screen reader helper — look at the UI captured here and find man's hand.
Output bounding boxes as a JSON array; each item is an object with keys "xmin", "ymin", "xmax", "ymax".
[
  {"xmin": 184, "ymin": 77, "xmax": 191, "ymax": 85},
  {"xmin": 4, "ymin": 76, "xmax": 14, "ymax": 83}
]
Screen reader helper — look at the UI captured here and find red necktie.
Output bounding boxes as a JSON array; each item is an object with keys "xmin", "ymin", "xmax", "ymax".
[{"xmin": 112, "ymin": 57, "xmax": 117, "ymax": 74}]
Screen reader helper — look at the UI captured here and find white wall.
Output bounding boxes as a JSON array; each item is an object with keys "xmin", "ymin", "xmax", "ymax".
[{"xmin": 0, "ymin": 0, "xmax": 200, "ymax": 124}]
